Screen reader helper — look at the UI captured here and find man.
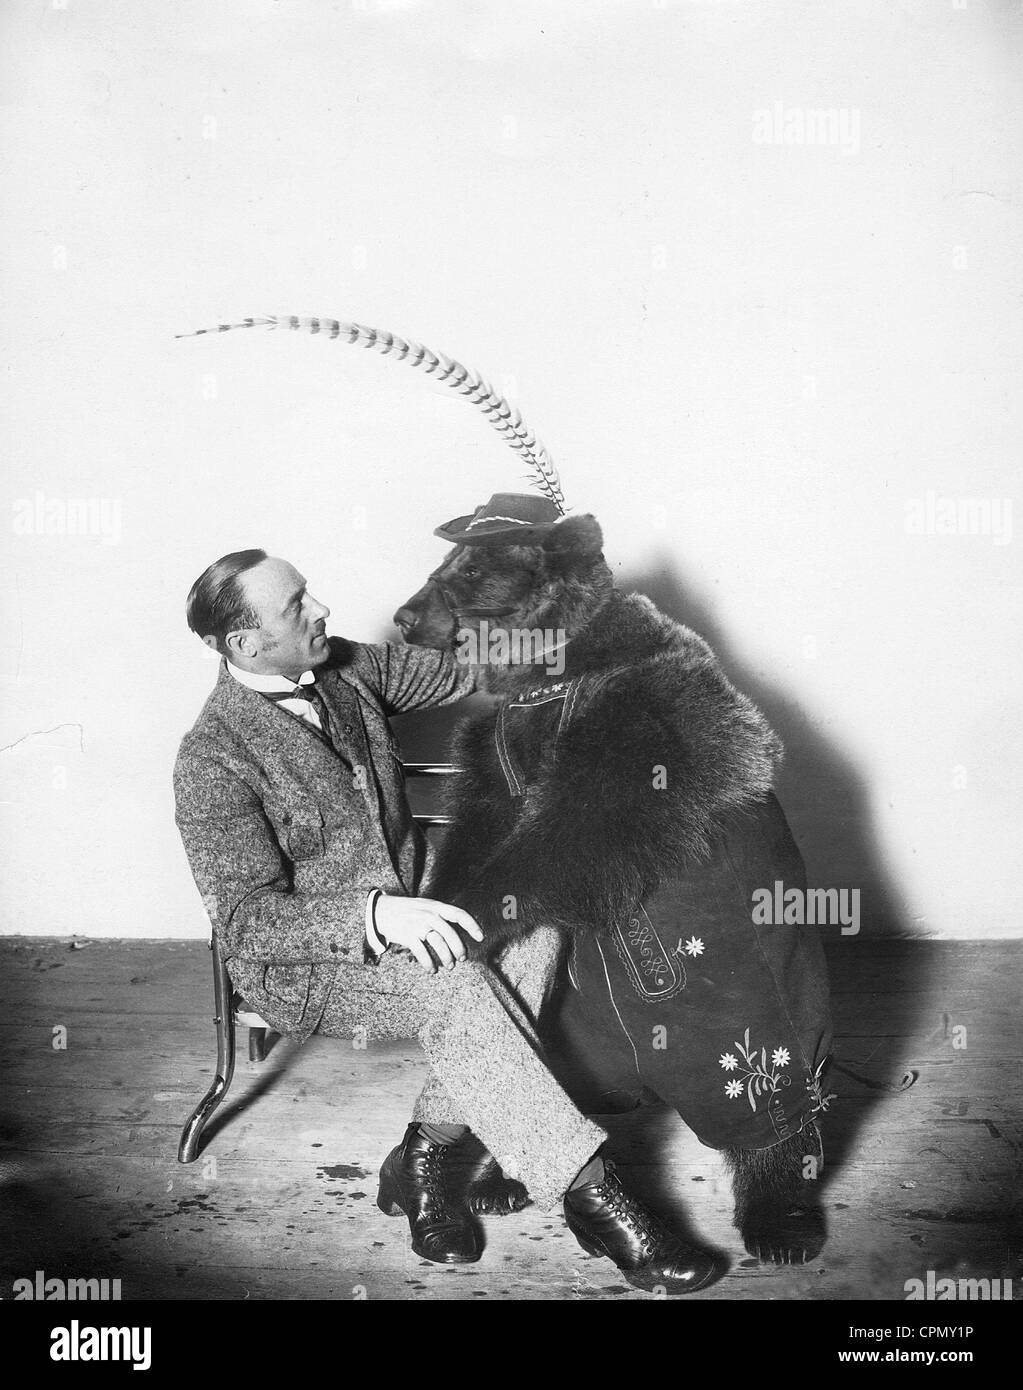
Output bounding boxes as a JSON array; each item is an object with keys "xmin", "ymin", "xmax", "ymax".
[{"xmin": 173, "ymin": 547, "xmax": 720, "ymax": 1291}]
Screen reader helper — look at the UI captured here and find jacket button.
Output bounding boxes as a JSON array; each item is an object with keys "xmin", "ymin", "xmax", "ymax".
[{"xmin": 329, "ymin": 943, "xmax": 339, "ymax": 954}]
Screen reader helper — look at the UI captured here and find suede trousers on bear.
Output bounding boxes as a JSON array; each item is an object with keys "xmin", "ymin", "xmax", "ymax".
[{"xmin": 540, "ymin": 798, "xmax": 835, "ymax": 1151}]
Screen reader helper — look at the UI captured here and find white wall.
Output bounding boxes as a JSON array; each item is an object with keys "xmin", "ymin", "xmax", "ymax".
[{"xmin": 1, "ymin": 0, "xmax": 1020, "ymax": 939}]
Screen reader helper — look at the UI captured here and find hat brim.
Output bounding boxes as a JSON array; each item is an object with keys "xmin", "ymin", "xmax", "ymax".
[{"xmin": 433, "ymin": 514, "xmax": 557, "ymax": 546}]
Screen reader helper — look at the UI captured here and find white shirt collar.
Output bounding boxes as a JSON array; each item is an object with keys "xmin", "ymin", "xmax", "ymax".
[{"xmin": 226, "ymin": 661, "xmax": 316, "ymax": 695}]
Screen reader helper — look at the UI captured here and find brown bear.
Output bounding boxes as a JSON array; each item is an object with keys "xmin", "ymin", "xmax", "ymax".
[{"xmin": 394, "ymin": 492, "xmax": 836, "ymax": 1266}]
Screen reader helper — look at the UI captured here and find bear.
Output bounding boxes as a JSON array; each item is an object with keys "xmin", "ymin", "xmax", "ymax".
[{"xmin": 393, "ymin": 494, "xmax": 835, "ymax": 1266}]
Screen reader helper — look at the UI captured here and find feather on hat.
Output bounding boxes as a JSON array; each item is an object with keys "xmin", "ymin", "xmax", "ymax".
[{"xmin": 177, "ymin": 315, "xmax": 567, "ymax": 515}]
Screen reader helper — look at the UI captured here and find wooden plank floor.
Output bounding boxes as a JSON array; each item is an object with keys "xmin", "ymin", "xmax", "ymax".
[{"xmin": 0, "ymin": 938, "xmax": 1020, "ymax": 1301}]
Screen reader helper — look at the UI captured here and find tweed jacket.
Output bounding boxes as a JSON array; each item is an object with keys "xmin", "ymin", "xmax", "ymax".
[{"xmin": 173, "ymin": 637, "xmax": 474, "ymax": 1040}]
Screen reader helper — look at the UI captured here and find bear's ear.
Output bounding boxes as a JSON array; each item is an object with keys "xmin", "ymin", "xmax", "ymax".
[{"xmin": 541, "ymin": 514, "xmax": 604, "ymax": 576}]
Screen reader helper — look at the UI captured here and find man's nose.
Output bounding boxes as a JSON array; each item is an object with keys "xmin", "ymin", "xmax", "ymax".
[{"xmin": 312, "ymin": 597, "xmax": 330, "ymax": 621}]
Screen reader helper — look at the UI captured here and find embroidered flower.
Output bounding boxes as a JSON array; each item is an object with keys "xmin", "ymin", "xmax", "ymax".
[
  {"xmin": 683, "ymin": 936, "xmax": 705, "ymax": 957},
  {"xmin": 717, "ymin": 1028, "xmax": 796, "ymax": 1123}
]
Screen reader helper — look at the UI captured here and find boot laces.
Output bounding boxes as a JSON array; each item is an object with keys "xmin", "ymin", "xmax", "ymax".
[
  {"xmin": 600, "ymin": 1171, "xmax": 666, "ymax": 1255},
  {"xmin": 411, "ymin": 1143, "xmax": 453, "ymax": 1205}
]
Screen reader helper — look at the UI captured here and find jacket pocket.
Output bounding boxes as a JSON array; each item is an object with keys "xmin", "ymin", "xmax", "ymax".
[
  {"xmin": 280, "ymin": 806, "xmax": 325, "ymax": 861},
  {"xmin": 262, "ymin": 963, "xmax": 313, "ymax": 1011}
]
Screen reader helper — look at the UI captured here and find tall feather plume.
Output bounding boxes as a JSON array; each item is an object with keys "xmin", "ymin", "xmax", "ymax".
[{"xmin": 177, "ymin": 314, "xmax": 567, "ymax": 514}]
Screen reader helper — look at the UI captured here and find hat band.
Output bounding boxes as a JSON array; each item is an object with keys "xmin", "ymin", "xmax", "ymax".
[{"xmin": 464, "ymin": 515, "xmax": 538, "ymax": 531}]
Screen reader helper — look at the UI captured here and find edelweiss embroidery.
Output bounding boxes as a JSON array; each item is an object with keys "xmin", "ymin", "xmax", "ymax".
[{"xmin": 719, "ymin": 1028, "xmax": 791, "ymax": 1111}]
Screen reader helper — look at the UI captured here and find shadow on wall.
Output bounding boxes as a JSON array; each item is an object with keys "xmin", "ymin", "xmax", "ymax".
[{"xmin": 622, "ymin": 557, "xmax": 912, "ymax": 939}]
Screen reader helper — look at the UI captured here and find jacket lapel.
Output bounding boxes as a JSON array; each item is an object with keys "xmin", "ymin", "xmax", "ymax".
[
  {"xmin": 205, "ymin": 656, "xmax": 414, "ymax": 884},
  {"xmin": 209, "ymin": 663, "xmax": 394, "ymax": 863},
  {"xmin": 316, "ymin": 670, "xmax": 371, "ymax": 769},
  {"xmin": 211, "ymin": 662, "xmax": 349, "ymax": 775}
]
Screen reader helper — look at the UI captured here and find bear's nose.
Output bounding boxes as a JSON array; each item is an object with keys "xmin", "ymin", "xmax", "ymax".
[{"xmin": 393, "ymin": 606, "xmax": 418, "ymax": 636}]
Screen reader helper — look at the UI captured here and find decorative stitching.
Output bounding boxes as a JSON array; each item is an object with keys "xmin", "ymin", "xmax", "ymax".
[
  {"xmin": 719, "ymin": 1026, "xmax": 806, "ymax": 1138},
  {"xmin": 465, "ymin": 515, "xmax": 535, "ymax": 530},
  {"xmin": 494, "ymin": 700, "xmax": 525, "ymax": 798},
  {"xmin": 499, "ymin": 681, "xmax": 579, "ymax": 794},
  {"xmin": 556, "ymin": 678, "xmax": 582, "ymax": 741},
  {"xmin": 567, "ymin": 936, "xmax": 580, "ymax": 992},
  {"xmin": 595, "ymin": 936, "xmax": 641, "ymax": 1079},
  {"xmin": 509, "ymin": 691, "xmax": 566, "ymax": 708},
  {"xmin": 610, "ymin": 907, "xmax": 687, "ymax": 1002},
  {"xmin": 805, "ymin": 1055, "xmax": 838, "ymax": 1117}
]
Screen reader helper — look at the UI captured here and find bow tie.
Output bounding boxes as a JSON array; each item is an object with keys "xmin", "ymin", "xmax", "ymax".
[
  {"xmin": 262, "ymin": 681, "xmax": 334, "ymax": 747},
  {"xmin": 264, "ymin": 685, "xmax": 318, "ymax": 703}
]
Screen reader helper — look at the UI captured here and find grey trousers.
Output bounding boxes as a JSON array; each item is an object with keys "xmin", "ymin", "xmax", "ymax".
[{"xmin": 315, "ymin": 928, "xmax": 603, "ymax": 1211}]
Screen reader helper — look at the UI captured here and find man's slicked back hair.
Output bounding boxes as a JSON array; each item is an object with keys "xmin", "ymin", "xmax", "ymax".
[{"xmin": 186, "ymin": 549, "xmax": 268, "ymax": 655}]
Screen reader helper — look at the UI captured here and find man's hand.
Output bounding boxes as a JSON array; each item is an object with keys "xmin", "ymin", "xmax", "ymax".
[{"xmin": 373, "ymin": 895, "xmax": 484, "ymax": 972}]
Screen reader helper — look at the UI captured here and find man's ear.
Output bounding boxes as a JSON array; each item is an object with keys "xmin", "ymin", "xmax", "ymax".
[
  {"xmin": 224, "ymin": 629, "xmax": 257, "ymax": 661},
  {"xmin": 540, "ymin": 514, "xmax": 604, "ymax": 577}
]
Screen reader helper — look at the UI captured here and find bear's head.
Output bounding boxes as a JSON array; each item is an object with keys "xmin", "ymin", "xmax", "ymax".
[{"xmin": 393, "ymin": 514, "xmax": 614, "ymax": 672}]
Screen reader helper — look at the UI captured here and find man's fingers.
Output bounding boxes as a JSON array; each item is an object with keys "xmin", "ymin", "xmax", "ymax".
[
  {"xmin": 424, "ymin": 928, "xmax": 457, "ymax": 971},
  {"xmin": 407, "ymin": 937, "xmax": 436, "ymax": 973},
  {"xmin": 427, "ymin": 918, "xmax": 468, "ymax": 963},
  {"xmin": 429, "ymin": 902, "xmax": 485, "ymax": 942}
]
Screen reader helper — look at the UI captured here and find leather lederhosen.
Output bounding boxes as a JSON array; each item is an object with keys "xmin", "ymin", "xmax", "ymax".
[{"xmin": 492, "ymin": 676, "xmax": 835, "ymax": 1152}]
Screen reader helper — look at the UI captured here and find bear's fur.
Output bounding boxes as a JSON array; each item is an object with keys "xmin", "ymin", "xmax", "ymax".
[{"xmin": 395, "ymin": 512, "xmax": 830, "ymax": 1264}]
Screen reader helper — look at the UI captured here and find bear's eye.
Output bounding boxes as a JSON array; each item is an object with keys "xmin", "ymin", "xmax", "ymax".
[{"xmin": 461, "ymin": 565, "xmax": 481, "ymax": 581}]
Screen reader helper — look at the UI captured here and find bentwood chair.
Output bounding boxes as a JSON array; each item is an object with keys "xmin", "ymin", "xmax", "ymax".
[{"xmin": 177, "ymin": 763, "xmax": 456, "ymax": 1163}]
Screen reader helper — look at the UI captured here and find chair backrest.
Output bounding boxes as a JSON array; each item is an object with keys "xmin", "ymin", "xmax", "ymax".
[{"xmin": 401, "ymin": 762, "xmax": 462, "ymax": 827}]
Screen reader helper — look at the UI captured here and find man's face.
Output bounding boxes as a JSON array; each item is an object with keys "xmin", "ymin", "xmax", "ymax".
[{"xmin": 231, "ymin": 557, "xmax": 331, "ymax": 677}]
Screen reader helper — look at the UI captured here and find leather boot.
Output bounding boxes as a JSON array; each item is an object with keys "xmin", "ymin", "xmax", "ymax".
[
  {"xmin": 377, "ymin": 1124, "xmax": 482, "ymax": 1264},
  {"xmin": 565, "ymin": 1158, "xmax": 721, "ymax": 1293}
]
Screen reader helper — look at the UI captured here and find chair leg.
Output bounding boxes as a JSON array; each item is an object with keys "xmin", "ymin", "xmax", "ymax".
[
  {"xmin": 248, "ymin": 1027, "xmax": 267, "ymax": 1063},
  {"xmin": 178, "ymin": 938, "xmax": 237, "ymax": 1164}
]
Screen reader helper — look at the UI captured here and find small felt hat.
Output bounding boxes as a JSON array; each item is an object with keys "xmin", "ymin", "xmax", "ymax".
[{"xmin": 433, "ymin": 492, "xmax": 562, "ymax": 545}]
